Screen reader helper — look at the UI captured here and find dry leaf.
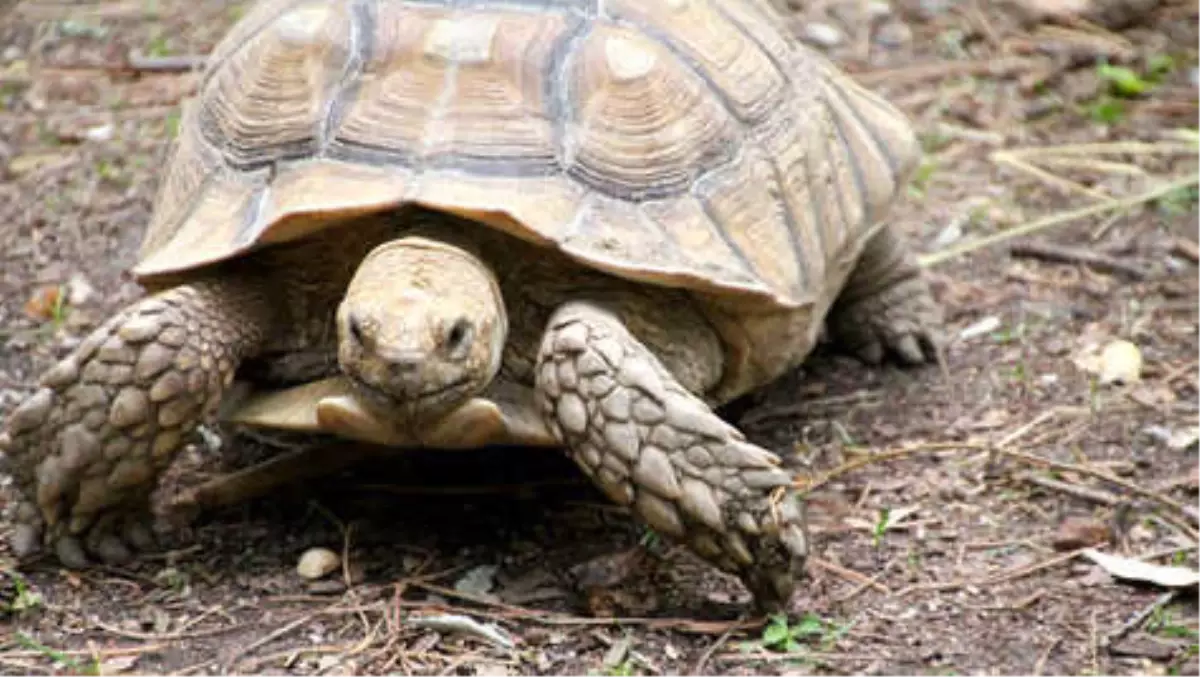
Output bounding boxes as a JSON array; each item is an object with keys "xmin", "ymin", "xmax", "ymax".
[
  {"xmin": 24, "ymin": 285, "xmax": 62, "ymax": 320},
  {"xmin": 1082, "ymin": 549, "xmax": 1200, "ymax": 588},
  {"xmin": 1053, "ymin": 516, "xmax": 1111, "ymax": 551}
]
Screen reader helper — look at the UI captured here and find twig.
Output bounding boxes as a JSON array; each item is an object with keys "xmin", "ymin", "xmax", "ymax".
[
  {"xmin": 834, "ymin": 563, "xmax": 894, "ymax": 603},
  {"xmin": 1009, "ymin": 241, "xmax": 1149, "ymax": 280},
  {"xmin": 919, "ymin": 173, "xmax": 1200, "ymax": 267},
  {"xmin": 1018, "ymin": 471, "xmax": 1121, "ymax": 506},
  {"xmin": 91, "ymin": 618, "xmax": 245, "ymax": 641},
  {"xmin": 854, "ymin": 57, "xmax": 1037, "ymax": 86},
  {"xmin": 399, "ymin": 584, "xmax": 762, "ymax": 634},
  {"xmin": 894, "ymin": 547, "xmax": 1090, "ymax": 597},
  {"xmin": 810, "ymin": 556, "xmax": 890, "ymax": 594},
  {"xmin": 1033, "ymin": 638, "xmax": 1061, "ymax": 676},
  {"xmin": 407, "ymin": 614, "xmax": 515, "ymax": 649},
  {"xmin": 125, "ymin": 51, "xmax": 208, "ymax": 73},
  {"xmin": 1, "ymin": 644, "xmax": 164, "ymax": 659},
  {"xmin": 716, "ymin": 650, "xmax": 884, "ymax": 663},
  {"xmin": 993, "ymin": 153, "xmax": 1116, "ymax": 203},
  {"xmin": 1173, "ymin": 237, "xmax": 1199, "ymax": 263},
  {"xmin": 693, "ymin": 621, "xmax": 742, "ymax": 675},
  {"xmin": 1102, "ymin": 591, "xmax": 1179, "ymax": 648},
  {"xmin": 805, "ymin": 442, "xmax": 1200, "ymax": 530},
  {"xmin": 223, "ymin": 610, "xmax": 324, "ymax": 671}
]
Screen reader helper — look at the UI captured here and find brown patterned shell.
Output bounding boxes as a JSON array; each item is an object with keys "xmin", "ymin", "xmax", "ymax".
[{"xmin": 134, "ymin": 0, "xmax": 919, "ymax": 309}]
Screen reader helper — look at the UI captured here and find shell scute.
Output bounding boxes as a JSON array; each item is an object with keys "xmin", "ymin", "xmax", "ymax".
[{"xmin": 137, "ymin": 0, "xmax": 918, "ymax": 309}]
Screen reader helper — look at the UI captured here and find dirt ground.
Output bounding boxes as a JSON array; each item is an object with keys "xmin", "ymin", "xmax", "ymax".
[{"xmin": 0, "ymin": 0, "xmax": 1197, "ymax": 674}]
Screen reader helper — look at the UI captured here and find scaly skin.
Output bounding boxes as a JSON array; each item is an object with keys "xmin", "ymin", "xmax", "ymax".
[
  {"xmin": 535, "ymin": 302, "xmax": 808, "ymax": 611},
  {"xmin": 1, "ymin": 279, "xmax": 273, "ymax": 566},
  {"xmin": 829, "ymin": 226, "xmax": 944, "ymax": 365}
]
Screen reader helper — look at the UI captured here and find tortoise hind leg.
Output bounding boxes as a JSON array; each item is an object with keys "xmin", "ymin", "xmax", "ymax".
[
  {"xmin": 829, "ymin": 225, "xmax": 944, "ymax": 365},
  {"xmin": 1, "ymin": 279, "xmax": 273, "ymax": 566},
  {"xmin": 534, "ymin": 302, "xmax": 807, "ymax": 612}
]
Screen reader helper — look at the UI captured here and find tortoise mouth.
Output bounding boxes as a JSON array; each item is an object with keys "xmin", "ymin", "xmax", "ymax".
[{"xmin": 345, "ymin": 372, "xmax": 473, "ymax": 418}]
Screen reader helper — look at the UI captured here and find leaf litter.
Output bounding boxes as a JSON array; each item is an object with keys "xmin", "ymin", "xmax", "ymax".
[{"xmin": 0, "ymin": 0, "xmax": 1197, "ymax": 674}]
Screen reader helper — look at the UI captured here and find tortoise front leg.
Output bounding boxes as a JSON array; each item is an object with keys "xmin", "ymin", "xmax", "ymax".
[
  {"xmin": 1, "ymin": 279, "xmax": 273, "ymax": 566},
  {"xmin": 534, "ymin": 302, "xmax": 808, "ymax": 612}
]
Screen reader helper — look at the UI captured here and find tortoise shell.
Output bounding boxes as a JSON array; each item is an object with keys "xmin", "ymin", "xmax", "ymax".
[{"xmin": 134, "ymin": 0, "xmax": 919, "ymax": 309}]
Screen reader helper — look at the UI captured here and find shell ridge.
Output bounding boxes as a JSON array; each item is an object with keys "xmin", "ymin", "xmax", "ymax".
[
  {"xmin": 544, "ymin": 13, "xmax": 591, "ymax": 173},
  {"xmin": 821, "ymin": 91, "xmax": 872, "ymax": 230},
  {"xmin": 820, "ymin": 75, "xmax": 903, "ymax": 179},
  {"xmin": 709, "ymin": 0, "xmax": 793, "ymax": 89},
  {"xmin": 200, "ymin": 0, "xmax": 314, "ymax": 90},
  {"xmin": 691, "ymin": 150, "xmax": 762, "ymax": 280},
  {"xmin": 763, "ymin": 151, "xmax": 811, "ymax": 293},
  {"xmin": 800, "ymin": 124, "xmax": 830, "ymax": 265},
  {"xmin": 813, "ymin": 108, "xmax": 857, "ymax": 265},
  {"xmin": 318, "ymin": 0, "xmax": 376, "ymax": 156}
]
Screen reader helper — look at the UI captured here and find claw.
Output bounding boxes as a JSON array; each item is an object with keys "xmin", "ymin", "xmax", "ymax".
[
  {"xmin": 93, "ymin": 532, "xmax": 133, "ymax": 564},
  {"xmin": 856, "ymin": 341, "xmax": 884, "ymax": 365},
  {"xmin": 122, "ymin": 519, "xmax": 156, "ymax": 551},
  {"xmin": 55, "ymin": 535, "xmax": 89, "ymax": 568},
  {"xmin": 893, "ymin": 334, "xmax": 925, "ymax": 365}
]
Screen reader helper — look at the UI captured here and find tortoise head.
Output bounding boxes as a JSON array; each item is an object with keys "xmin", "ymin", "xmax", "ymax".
[{"xmin": 336, "ymin": 234, "xmax": 507, "ymax": 421}]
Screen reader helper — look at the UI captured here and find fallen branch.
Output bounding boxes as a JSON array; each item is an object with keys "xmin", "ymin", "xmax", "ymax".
[
  {"xmin": 810, "ymin": 556, "xmax": 891, "ymax": 595},
  {"xmin": 126, "ymin": 51, "xmax": 208, "ymax": 73},
  {"xmin": 854, "ymin": 57, "xmax": 1038, "ymax": 86},
  {"xmin": 1102, "ymin": 591, "xmax": 1179, "ymax": 648},
  {"xmin": 1017, "ymin": 471, "xmax": 1121, "ymax": 506},
  {"xmin": 920, "ymin": 173, "xmax": 1200, "ymax": 267},
  {"xmin": 1009, "ymin": 241, "xmax": 1149, "ymax": 280},
  {"xmin": 1173, "ymin": 237, "xmax": 1199, "ymax": 263},
  {"xmin": 803, "ymin": 442, "xmax": 1199, "ymax": 530}
]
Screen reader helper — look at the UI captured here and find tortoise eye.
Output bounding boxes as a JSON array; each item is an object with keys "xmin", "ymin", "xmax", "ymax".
[
  {"xmin": 347, "ymin": 313, "xmax": 367, "ymax": 347},
  {"xmin": 444, "ymin": 317, "xmax": 474, "ymax": 359}
]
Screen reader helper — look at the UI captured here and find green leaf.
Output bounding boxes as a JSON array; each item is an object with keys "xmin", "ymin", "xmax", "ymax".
[
  {"xmin": 1098, "ymin": 63, "xmax": 1149, "ymax": 97},
  {"xmin": 785, "ymin": 639, "xmax": 804, "ymax": 653},
  {"xmin": 793, "ymin": 613, "xmax": 825, "ymax": 637},
  {"xmin": 762, "ymin": 623, "xmax": 790, "ymax": 648}
]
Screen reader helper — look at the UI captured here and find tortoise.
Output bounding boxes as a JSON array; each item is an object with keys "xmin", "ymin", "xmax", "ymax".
[{"xmin": 0, "ymin": 0, "xmax": 943, "ymax": 610}]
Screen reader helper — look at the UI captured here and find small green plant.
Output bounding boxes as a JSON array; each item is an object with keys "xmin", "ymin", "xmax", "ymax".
[
  {"xmin": 602, "ymin": 659, "xmax": 636, "ymax": 677},
  {"xmin": 907, "ymin": 159, "xmax": 938, "ymax": 199},
  {"xmin": 745, "ymin": 612, "xmax": 854, "ymax": 658},
  {"xmin": 2, "ymin": 573, "xmax": 43, "ymax": 615},
  {"xmin": 872, "ymin": 508, "xmax": 891, "ymax": 547},
  {"xmin": 15, "ymin": 633, "xmax": 99, "ymax": 675},
  {"xmin": 1097, "ymin": 63, "xmax": 1151, "ymax": 97},
  {"xmin": 637, "ymin": 527, "xmax": 661, "ymax": 551},
  {"xmin": 165, "ymin": 110, "xmax": 182, "ymax": 139},
  {"xmin": 1156, "ymin": 184, "xmax": 1199, "ymax": 216},
  {"xmin": 1148, "ymin": 606, "xmax": 1199, "ymax": 642},
  {"xmin": 1088, "ymin": 97, "xmax": 1126, "ymax": 124},
  {"xmin": 144, "ymin": 33, "xmax": 171, "ymax": 57},
  {"xmin": 758, "ymin": 613, "xmax": 825, "ymax": 653}
]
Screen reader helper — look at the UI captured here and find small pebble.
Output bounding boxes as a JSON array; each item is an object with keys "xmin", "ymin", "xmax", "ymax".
[
  {"xmin": 866, "ymin": 0, "xmax": 892, "ymax": 20},
  {"xmin": 1098, "ymin": 339, "xmax": 1142, "ymax": 385},
  {"xmin": 801, "ymin": 22, "xmax": 843, "ymax": 49},
  {"xmin": 874, "ymin": 20, "xmax": 912, "ymax": 48},
  {"xmin": 2, "ymin": 46, "xmax": 21, "ymax": 61},
  {"xmin": 296, "ymin": 547, "xmax": 341, "ymax": 580},
  {"xmin": 958, "ymin": 316, "xmax": 1001, "ymax": 341}
]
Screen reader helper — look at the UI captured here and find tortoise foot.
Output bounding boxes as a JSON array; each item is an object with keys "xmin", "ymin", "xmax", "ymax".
[
  {"xmin": 830, "ymin": 274, "xmax": 944, "ymax": 366},
  {"xmin": 535, "ymin": 302, "xmax": 808, "ymax": 612},
  {"xmin": 2, "ymin": 283, "xmax": 268, "ymax": 566}
]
